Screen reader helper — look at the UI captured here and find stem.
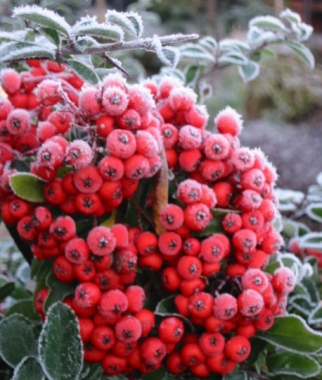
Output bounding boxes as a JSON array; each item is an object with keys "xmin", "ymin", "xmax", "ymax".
[
  {"xmin": 61, "ymin": 33, "xmax": 199, "ymax": 56},
  {"xmin": 131, "ymin": 196, "xmax": 155, "ymax": 229}
]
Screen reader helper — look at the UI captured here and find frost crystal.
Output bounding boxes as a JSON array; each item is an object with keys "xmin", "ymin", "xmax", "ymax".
[{"xmin": 106, "ymin": 10, "xmax": 144, "ymax": 38}]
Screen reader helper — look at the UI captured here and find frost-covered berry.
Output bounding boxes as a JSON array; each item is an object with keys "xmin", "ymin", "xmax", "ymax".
[
  {"xmin": 73, "ymin": 166, "xmax": 103, "ymax": 194},
  {"xmin": 178, "ymin": 125, "xmax": 203, "ymax": 150},
  {"xmin": 128, "ymin": 84, "xmax": 155, "ymax": 114},
  {"xmin": 160, "ymin": 123, "xmax": 178, "ymax": 149},
  {"xmin": 98, "ymin": 156, "xmax": 124, "ymax": 182},
  {"xmin": 102, "ymin": 86, "xmax": 129, "ymax": 116},
  {"xmin": 177, "ymin": 179, "xmax": 202, "ymax": 205},
  {"xmin": 169, "ymin": 86, "xmax": 196, "ymax": 112},
  {"xmin": 123, "ymin": 154, "xmax": 149, "ymax": 179},
  {"xmin": 48, "ymin": 110, "xmax": 74, "ymax": 134},
  {"xmin": 158, "ymin": 231, "xmax": 182, "ymax": 256},
  {"xmin": 135, "ymin": 130, "xmax": 159, "ymax": 157},
  {"xmin": 272, "ymin": 267, "xmax": 296, "ymax": 294},
  {"xmin": 36, "ymin": 141, "xmax": 64, "ymax": 170},
  {"xmin": 215, "ymin": 106, "xmax": 243, "ymax": 136},
  {"xmin": 79, "ymin": 87, "xmax": 101, "ymax": 117},
  {"xmin": 184, "ymin": 203, "xmax": 212, "ymax": 232},
  {"xmin": 159, "ymin": 204, "xmax": 184, "ymax": 230},
  {"xmin": 241, "ymin": 268, "xmax": 269, "ymax": 294},
  {"xmin": 1, "ymin": 68, "xmax": 21, "ymax": 95},
  {"xmin": 75, "ymin": 282, "xmax": 101, "ymax": 308},
  {"xmin": 98, "ymin": 289, "xmax": 128, "ymax": 318},
  {"xmin": 200, "ymin": 234, "xmax": 226, "ymax": 263},
  {"xmin": 238, "ymin": 289, "xmax": 264, "ymax": 316},
  {"xmin": 7, "ymin": 109, "xmax": 31, "ymax": 135},
  {"xmin": 177, "ymin": 256, "xmax": 202, "ymax": 280},
  {"xmin": 65, "ymin": 140, "xmax": 94, "ymax": 169},
  {"xmin": 0, "ymin": 98, "xmax": 13, "ymax": 121},
  {"xmin": 115, "ymin": 315, "xmax": 142, "ymax": 343},
  {"xmin": 87, "ymin": 226, "xmax": 116, "ymax": 256},
  {"xmin": 36, "ymin": 79, "xmax": 62, "ymax": 106},
  {"xmin": 203, "ymin": 134, "xmax": 230, "ymax": 161},
  {"xmin": 213, "ymin": 293, "xmax": 238, "ymax": 320},
  {"xmin": 106, "ymin": 129, "xmax": 137, "ymax": 159}
]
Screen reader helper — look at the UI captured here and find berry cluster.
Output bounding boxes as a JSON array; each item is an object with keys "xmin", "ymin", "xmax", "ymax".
[{"xmin": 0, "ymin": 60, "xmax": 295, "ymax": 377}]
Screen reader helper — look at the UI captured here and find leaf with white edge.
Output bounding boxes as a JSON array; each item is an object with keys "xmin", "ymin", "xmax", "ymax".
[
  {"xmin": 219, "ymin": 39, "xmax": 250, "ymax": 52},
  {"xmin": 67, "ymin": 59, "xmax": 99, "ymax": 85},
  {"xmin": 199, "ymin": 36, "xmax": 217, "ymax": 52},
  {"xmin": 249, "ymin": 15, "xmax": 287, "ymax": 31},
  {"xmin": 12, "ymin": 357, "xmax": 45, "ymax": 380},
  {"xmin": 0, "ymin": 30, "xmax": 34, "ymax": 43},
  {"xmin": 257, "ymin": 315, "xmax": 322, "ymax": 353},
  {"xmin": 38, "ymin": 302, "xmax": 83, "ymax": 380},
  {"xmin": 306, "ymin": 203, "xmax": 322, "ymax": 223},
  {"xmin": 302, "ymin": 277, "xmax": 320, "ymax": 305},
  {"xmin": 9, "ymin": 173, "xmax": 45, "ymax": 203},
  {"xmin": 40, "ymin": 28, "xmax": 60, "ymax": 46},
  {"xmin": 280, "ymin": 8, "xmax": 302, "ymax": 25},
  {"xmin": 138, "ymin": 366, "xmax": 176, "ymax": 380},
  {"xmin": 185, "ymin": 65, "xmax": 201, "ymax": 85},
  {"xmin": 79, "ymin": 363, "xmax": 103, "ymax": 380},
  {"xmin": 106, "ymin": 10, "xmax": 143, "ymax": 38},
  {"xmin": 238, "ymin": 60, "xmax": 260, "ymax": 82},
  {"xmin": 316, "ymin": 172, "xmax": 322, "ymax": 187},
  {"xmin": 44, "ymin": 271, "xmax": 75, "ymax": 312},
  {"xmin": 5, "ymin": 299, "xmax": 41, "ymax": 321},
  {"xmin": 282, "ymin": 218, "xmax": 311, "ymax": 239},
  {"xmin": 0, "ymin": 41, "xmax": 55, "ymax": 64},
  {"xmin": 266, "ymin": 351, "xmax": 320, "ymax": 378},
  {"xmin": 179, "ymin": 43, "xmax": 215, "ymax": 64},
  {"xmin": 72, "ymin": 22, "xmax": 124, "ymax": 42},
  {"xmin": 0, "ymin": 276, "xmax": 15, "ymax": 301},
  {"xmin": 223, "ymin": 368, "xmax": 247, "ymax": 380},
  {"xmin": 13, "ymin": 5, "xmax": 70, "ymax": 37},
  {"xmin": 218, "ymin": 52, "xmax": 249, "ymax": 66},
  {"xmin": 299, "ymin": 232, "xmax": 322, "ymax": 250},
  {"xmin": 308, "ymin": 305, "xmax": 322, "ymax": 325},
  {"xmin": 0, "ymin": 314, "xmax": 39, "ymax": 367},
  {"xmin": 152, "ymin": 35, "xmax": 179, "ymax": 67},
  {"xmin": 285, "ymin": 40, "xmax": 315, "ymax": 69}
]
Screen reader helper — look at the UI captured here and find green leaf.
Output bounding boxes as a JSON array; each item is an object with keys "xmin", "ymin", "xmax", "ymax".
[
  {"xmin": 249, "ymin": 15, "xmax": 287, "ymax": 31},
  {"xmin": 300, "ymin": 233, "xmax": 322, "ymax": 250},
  {"xmin": 285, "ymin": 40, "xmax": 315, "ymax": 69},
  {"xmin": 223, "ymin": 368, "xmax": 247, "ymax": 380},
  {"xmin": 106, "ymin": 10, "xmax": 143, "ymax": 37},
  {"xmin": 218, "ymin": 51, "xmax": 248, "ymax": 66},
  {"xmin": 12, "ymin": 357, "xmax": 45, "ymax": 380},
  {"xmin": 266, "ymin": 351, "xmax": 320, "ymax": 378},
  {"xmin": 5, "ymin": 299, "xmax": 40, "ymax": 322},
  {"xmin": 72, "ymin": 23, "xmax": 124, "ymax": 42},
  {"xmin": 238, "ymin": 60, "xmax": 260, "ymax": 82},
  {"xmin": 185, "ymin": 65, "xmax": 200, "ymax": 85},
  {"xmin": 179, "ymin": 43, "xmax": 215, "ymax": 64},
  {"xmin": 67, "ymin": 59, "xmax": 99, "ymax": 85},
  {"xmin": 79, "ymin": 363, "xmax": 103, "ymax": 380},
  {"xmin": 9, "ymin": 173, "xmax": 45, "ymax": 203},
  {"xmin": 0, "ymin": 277, "xmax": 15, "ymax": 301},
  {"xmin": 199, "ymin": 36, "xmax": 217, "ymax": 52},
  {"xmin": 257, "ymin": 314, "xmax": 322, "ymax": 353},
  {"xmin": 306, "ymin": 203, "xmax": 322, "ymax": 223},
  {"xmin": 13, "ymin": 5, "xmax": 70, "ymax": 37},
  {"xmin": 138, "ymin": 367, "xmax": 176, "ymax": 380},
  {"xmin": 309, "ymin": 305, "xmax": 322, "ymax": 325},
  {"xmin": 0, "ymin": 314, "xmax": 38, "ymax": 367},
  {"xmin": 38, "ymin": 302, "xmax": 83, "ymax": 380},
  {"xmin": 40, "ymin": 28, "xmax": 61, "ymax": 46},
  {"xmin": 44, "ymin": 271, "xmax": 75, "ymax": 312},
  {"xmin": 219, "ymin": 39, "xmax": 250, "ymax": 52},
  {"xmin": 0, "ymin": 41, "xmax": 55, "ymax": 64}
]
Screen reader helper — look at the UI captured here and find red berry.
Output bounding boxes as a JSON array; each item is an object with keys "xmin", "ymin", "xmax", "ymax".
[
  {"xmin": 225, "ymin": 335, "xmax": 251, "ymax": 363},
  {"xmin": 158, "ymin": 317, "xmax": 184, "ymax": 344}
]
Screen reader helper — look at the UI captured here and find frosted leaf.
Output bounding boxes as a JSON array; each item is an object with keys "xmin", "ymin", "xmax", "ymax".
[
  {"xmin": 106, "ymin": 10, "xmax": 143, "ymax": 38},
  {"xmin": 9, "ymin": 172, "xmax": 46, "ymax": 203},
  {"xmin": 152, "ymin": 35, "xmax": 180, "ymax": 67},
  {"xmin": 238, "ymin": 61, "xmax": 260, "ymax": 83},
  {"xmin": 0, "ymin": 29, "xmax": 35, "ymax": 43},
  {"xmin": 158, "ymin": 67, "xmax": 185, "ymax": 83},
  {"xmin": 219, "ymin": 39, "xmax": 250, "ymax": 52},
  {"xmin": 71, "ymin": 18, "xmax": 124, "ymax": 42},
  {"xmin": 38, "ymin": 302, "xmax": 83, "ymax": 380},
  {"xmin": 305, "ymin": 203, "xmax": 322, "ymax": 224},
  {"xmin": 179, "ymin": 42, "xmax": 215, "ymax": 64},
  {"xmin": 199, "ymin": 36, "xmax": 218, "ymax": 52},
  {"xmin": 249, "ymin": 15, "xmax": 287, "ymax": 32},
  {"xmin": 12, "ymin": 357, "xmax": 44, "ymax": 380},
  {"xmin": 13, "ymin": 5, "xmax": 70, "ymax": 37},
  {"xmin": 297, "ymin": 23, "xmax": 313, "ymax": 42},
  {"xmin": 247, "ymin": 26, "xmax": 278, "ymax": 47},
  {"xmin": 218, "ymin": 52, "xmax": 248, "ymax": 66},
  {"xmin": 0, "ymin": 314, "xmax": 39, "ymax": 367},
  {"xmin": 0, "ymin": 41, "xmax": 55, "ymax": 63},
  {"xmin": 299, "ymin": 233, "xmax": 322, "ymax": 250},
  {"xmin": 67, "ymin": 59, "xmax": 99, "ymax": 85},
  {"xmin": 280, "ymin": 8, "xmax": 302, "ymax": 25}
]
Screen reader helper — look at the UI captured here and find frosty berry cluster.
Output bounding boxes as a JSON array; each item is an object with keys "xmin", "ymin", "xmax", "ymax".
[{"xmin": 0, "ymin": 59, "xmax": 295, "ymax": 377}]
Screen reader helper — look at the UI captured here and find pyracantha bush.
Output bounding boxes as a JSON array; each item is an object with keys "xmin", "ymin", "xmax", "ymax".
[{"xmin": 0, "ymin": 59, "xmax": 294, "ymax": 378}]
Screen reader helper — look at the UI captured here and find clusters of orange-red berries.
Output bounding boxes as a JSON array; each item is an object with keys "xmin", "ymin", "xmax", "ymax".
[{"xmin": 0, "ymin": 59, "xmax": 295, "ymax": 377}]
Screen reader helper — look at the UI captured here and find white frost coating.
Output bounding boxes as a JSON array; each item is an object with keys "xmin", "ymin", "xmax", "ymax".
[
  {"xmin": 214, "ymin": 105, "xmax": 244, "ymax": 132},
  {"xmin": 13, "ymin": 5, "xmax": 71, "ymax": 36},
  {"xmin": 0, "ymin": 41, "xmax": 55, "ymax": 63},
  {"xmin": 179, "ymin": 42, "xmax": 215, "ymax": 62},
  {"xmin": 306, "ymin": 203, "xmax": 322, "ymax": 223},
  {"xmin": 280, "ymin": 8, "xmax": 302, "ymax": 24},
  {"xmin": 152, "ymin": 35, "xmax": 180, "ymax": 67},
  {"xmin": 299, "ymin": 232, "xmax": 322, "ymax": 250},
  {"xmin": 71, "ymin": 18, "xmax": 124, "ymax": 41},
  {"xmin": 247, "ymin": 26, "xmax": 278, "ymax": 47},
  {"xmin": 249, "ymin": 15, "xmax": 287, "ymax": 32},
  {"xmin": 199, "ymin": 36, "xmax": 218, "ymax": 52},
  {"xmin": 219, "ymin": 39, "xmax": 250, "ymax": 52},
  {"xmin": 106, "ymin": 10, "xmax": 144, "ymax": 38}
]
